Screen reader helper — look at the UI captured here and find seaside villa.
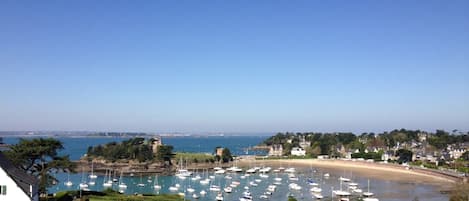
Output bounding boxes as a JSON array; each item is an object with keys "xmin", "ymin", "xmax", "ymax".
[
  {"xmin": 291, "ymin": 147, "xmax": 306, "ymax": 156},
  {"xmin": 0, "ymin": 152, "xmax": 39, "ymax": 201},
  {"xmin": 269, "ymin": 144, "xmax": 283, "ymax": 157}
]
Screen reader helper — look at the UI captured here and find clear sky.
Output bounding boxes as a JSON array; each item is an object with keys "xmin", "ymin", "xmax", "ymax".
[{"xmin": 0, "ymin": 1, "xmax": 468, "ymax": 134}]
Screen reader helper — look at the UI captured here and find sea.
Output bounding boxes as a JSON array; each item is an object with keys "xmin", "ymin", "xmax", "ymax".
[{"xmin": 2, "ymin": 136, "xmax": 449, "ymax": 201}]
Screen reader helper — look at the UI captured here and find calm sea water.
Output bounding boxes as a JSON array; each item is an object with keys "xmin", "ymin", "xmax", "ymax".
[
  {"xmin": 3, "ymin": 136, "xmax": 268, "ymax": 160},
  {"xmin": 2, "ymin": 136, "xmax": 448, "ymax": 201}
]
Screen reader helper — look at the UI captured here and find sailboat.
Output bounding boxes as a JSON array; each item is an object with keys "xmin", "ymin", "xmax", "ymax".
[
  {"xmin": 153, "ymin": 174, "xmax": 161, "ymax": 189},
  {"xmin": 103, "ymin": 169, "xmax": 112, "ymax": 187},
  {"xmin": 215, "ymin": 192, "xmax": 224, "ymax": 201},
  {"xmin": 118, "ymin": 171, "xmax": 127, "ymax": 189},
  {"xmin": 79, "ymin": 168, "xmax": 89, "ymax": 189},
  {"xmin": 137, "ymin": 174, "xmax": 146, "ymax": 187},
  {"xmin": 64, "ymin": 172, "xmax": 73, "ymax": 187},
  {"xmin": 363, "ymin": 179, "xmax": 375, "ymax": 197},
  {"xmin": 89, "ymin": 162, "xmax": 98, "ymax": 179},
  {"xmin": 187, "ymin": 177, "xmax": 195, "ymax": 193}
]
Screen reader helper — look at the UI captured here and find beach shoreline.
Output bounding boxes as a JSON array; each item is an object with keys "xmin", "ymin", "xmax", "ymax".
[{"xmin": 237, "ymin": 158, "xmax": 461, "ymax": 190}]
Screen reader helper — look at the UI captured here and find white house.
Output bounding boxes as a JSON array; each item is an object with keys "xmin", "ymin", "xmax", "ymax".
[
  {"xmin": 290, "ymin": 147, "xmax": 306, "ymax": 156},
  {"xmin": 268, "ymin": 144, "xmax": 283, "ymax": 157},
  {"xmin": 0, "ymin": 152, "xmax": 39, "ymax": 201}
]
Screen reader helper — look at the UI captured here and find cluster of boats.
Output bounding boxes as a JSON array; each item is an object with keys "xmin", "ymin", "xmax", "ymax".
[{"xmin": 65, "ymin": 162, "xmax": 381, "ymax": 201}]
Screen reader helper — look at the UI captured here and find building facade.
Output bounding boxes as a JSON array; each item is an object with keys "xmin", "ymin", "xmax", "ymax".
[{"xmin": 0, "ymin": 152, "xmax": 39, "ymax": 201}]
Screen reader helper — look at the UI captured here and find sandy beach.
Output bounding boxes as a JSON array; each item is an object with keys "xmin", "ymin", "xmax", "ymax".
[{"xmin": 238, "ymin": 158, "xmax": 460, "ymax": 190}]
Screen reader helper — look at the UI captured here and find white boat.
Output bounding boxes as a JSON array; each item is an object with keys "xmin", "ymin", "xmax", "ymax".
[
  {"xmin": 288, "ymin": 174, "xmax": 299, "ymax": 181},
  {"xmin": 169, "ymin": 186, "xmax": 179, "ymax": 191},
  {"xmin": 192, "ymin": 193, "xmax": 200, "ymax": 199},
  {"xmin": 246, "ymin": 168, "xmax": 256, "ymax": 173},
  {"xmin": 103, "ymin": 181, "xmax": 112, "ymax": 187},
  {"xmin": 267, "ymin": 185, "xmax": 276, "ymax": 192},
  {"xmin": 274, "ymin": 177, "xmax": 282, "ymax": 181},
  {"xmin": 153, "ymin": 174, "xmax": 161, "ymax": 189},
  {"xmin": 137, "ymin": 174, "xmax": 146, "ymax": 187},
  {"xmin": 88, "ymin": 180, "xmax": 96, "ymax": 186},
  {"xmin": 215, "ymin": 192, "xmax": 224, "ymax": 201},
  {"xmin": 363, "ymin": 179, "xmax": 375, "ymax": 197},
  {"xmin": 214, "ymin": 169, "xmax": 226, "ymax": 174},
  {"xmin": 154, "ymin": 184, "xmax": 161, "ymax": 189},
  {"xmin": 285, "ymin": 167, "xmax": 296, "ymax": 173},
  {"xmin": 323, "ymin": 173, "xmax": 330, "ymax": 177},
  {"xmin": 239, "ymin": 191, "xmax": 253, "ymax": 201},
  {"xmin": 260, "ymin": 194, "xmax": 269, "ymax": 199},
  {"xmin": 339, "ymin": 177, "xmax": 351, "ymax": 182},
  {"xmin": 200, "ymin": 190, "xmax": 207, "ymax": 196},
  {"xmin": 353, "ymin": 188, "xmax": 363, "ymax": 193},
  {"xmin": 118, "ymin": 183, "xmax": 127, "ymax": 189},
  {"xmin": 310, "ymin": 186, "xmax": 322, "ymax": 193},
  {"xmin": 313, "ymin": 194, "xmax": 324, "ymax": 199},
  {"xmin": 228, "ymin": 166, "xmax": 243, "ymax": 172},
  {"xmin": 89, "ymin": 162, "xmax": 97, "ymax": 179},
  {"xmin": 118, "ymin": 171, "xmax": 127, "ymax": 188},
  {"xmin": 65, "ymin": 181, "xmax": 73, "ymax": 187},
  {"xmin": 200, "ymin": 179, "xmax": 210, "ymax": 185},
  {"xmin": 224, "ymin": 186, "xmax": 233, "ymax": 193},
  {"xmin": 333, "ymin": 190, "xmax": 351, "ymax": 196},
  {"xmin": 259, "ymin": 167, "xmax": 271, "ymax": 173},
  {"xmin": 192, "ymin": 175, "xmax": 202, "ymax": 181},
  {"xmin": 64, "ymin": 172, "xmax": 73, "ymax": 187},
  {"xmin": 224, "ymin": 175, "xmax": 233, "ymax": 180},
  {"xmin": 210, "ymin": 185, "xmax": 221, "ymax": 191},
  {"xmin": 187, "ymin": 187, "xmax": 195, "ymax": 193},
  {"xmin": 363, "ymin": 198, "xmax": 379, "ymax": 201},
  {"xmin": 79, "ymin": 183, "xmax": 88, "ymax": 189},
  {"xmin": 255, "ymin": 179, "xmax": 262, "ymax": 183},
  {"xmin": 259, "ymin": 173, "xmax": 269, "ymax": 178},
  {"xmin": 249, "ymin": 181, "xmax": 258, "ymax": 186},
  {"xmin": 288, "ymin": 183, "xmax": 302, "ymax": 190}
]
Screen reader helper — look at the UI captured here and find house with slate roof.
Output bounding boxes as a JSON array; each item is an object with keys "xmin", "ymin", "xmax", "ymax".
[{"xmin": 0, "ymin": 151, "xmax": 39, "ymax": 201}]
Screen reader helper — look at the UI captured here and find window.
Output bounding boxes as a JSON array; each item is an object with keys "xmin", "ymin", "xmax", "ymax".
[{"xmin": 0, "ymin": 185, "xmax": 6, "ymax": 195}]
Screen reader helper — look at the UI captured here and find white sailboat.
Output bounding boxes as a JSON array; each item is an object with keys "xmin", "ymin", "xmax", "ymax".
[
  {"xmin": 136, "ymin": 173, "xmax": 145, "ymax": 187},
  {"xmin": 363, "ymin": 179, "xmax": 375, "ymax": 197},
  {"xmin": 153, "ymin": 174, "xmax": 161, "ymax": 189},
  {"xmin": 64, "ymin": 172, "xmax": 73, "ymax": 187},
  {"xmin": 103, "ymin": 169, "xmax": 112, "ymax": 187},
  {"xmin": 89, "ymin": 162, "xmax": 97, "ymax": 179},
  {"xmin": 79, "ymin": 168, "xmax": 88, "ymax": 189},
  {"xmin": 118, "ymin": 171, "xmax": 127, "ymax": 189}
]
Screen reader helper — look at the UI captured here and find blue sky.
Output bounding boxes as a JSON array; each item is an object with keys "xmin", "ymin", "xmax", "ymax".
[{"xmin": 0, "ymin": 1, "xmax": 468, "ymax": 133}]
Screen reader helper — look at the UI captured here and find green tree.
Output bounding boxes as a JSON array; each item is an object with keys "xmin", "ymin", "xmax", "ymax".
[
  {"xmin": 395, "ymin": 149, "xmax": 413, "ymax": 163},
  {"xmin": 3, "ymin": 138, "xmax": 75, "ymax": 195},
  {"xmin": 460, "ymin": 151, "xmax": 469, "ymax": 161},
  {"xmin": 221, "ymin": 148, "xmax": 233, "ymax": 163},
  {"xmin": 155, "ymin": 145, "xmax": 174, "ymax": 166},
  {"xmin": 288, "ymin": 196, "xmax": 298, "ymax": 201}
]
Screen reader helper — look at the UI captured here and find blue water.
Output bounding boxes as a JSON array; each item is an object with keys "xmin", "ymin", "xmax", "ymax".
[{"xmin": 3, "ymin": 136, "xmax": 267, "ymax": 160}]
